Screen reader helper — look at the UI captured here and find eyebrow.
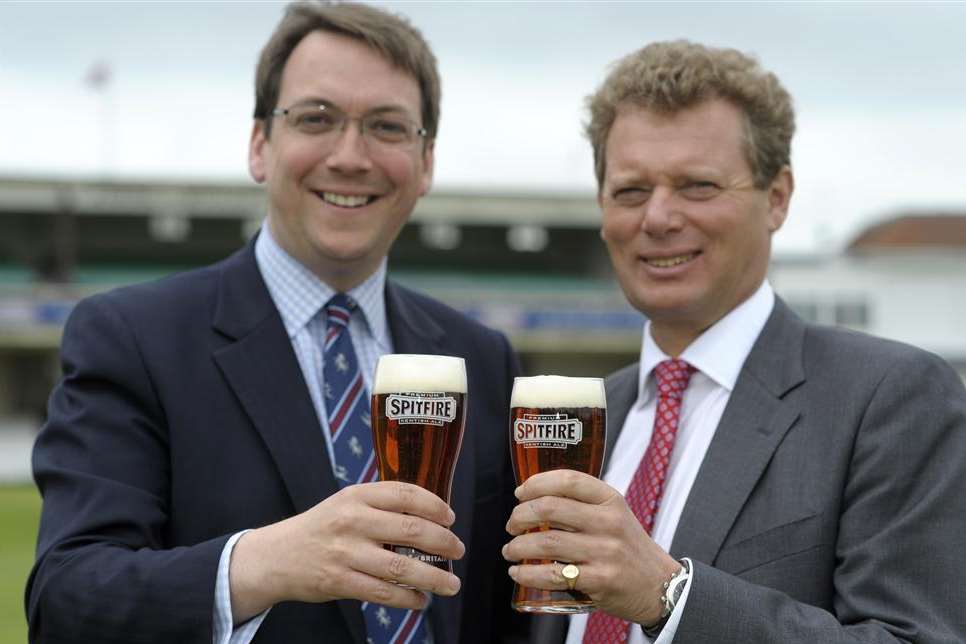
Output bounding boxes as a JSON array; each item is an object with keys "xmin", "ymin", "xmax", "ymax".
[
  {"xmin": 285, "ymin": 96, "xmax": 416, "ymax": 117},
  {"xmin": 608, "ymin": 165, "xmax": 725, "ymax": 184}
]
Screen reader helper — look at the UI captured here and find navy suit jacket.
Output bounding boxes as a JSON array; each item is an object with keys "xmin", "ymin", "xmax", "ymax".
[{"xmin": 27, "ymin": 242, "xmax": 527, "ymax": 644}]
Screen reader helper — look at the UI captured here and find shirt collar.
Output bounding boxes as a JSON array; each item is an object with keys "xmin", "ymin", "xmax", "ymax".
[
  {"xmin": 254, "ymin": 223, "xmax": 390, "ymax": 348},
  {"xmin": 638, "ymin": 280, "xmax": 775, "ymax": 400}
]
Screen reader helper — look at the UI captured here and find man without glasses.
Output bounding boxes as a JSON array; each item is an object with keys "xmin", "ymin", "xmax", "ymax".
[
  {"xmin": 507, "ymin": 40, "xmax": 966, "ymax": 644},
  {"xmin": 27, "ymin": 3, "xmax": 527, "ymax": 643}
]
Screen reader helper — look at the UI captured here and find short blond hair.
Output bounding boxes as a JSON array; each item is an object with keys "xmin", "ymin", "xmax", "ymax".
[{"xmin": 586, "ymin": 40, "xmax": 795, "ymax": 189}]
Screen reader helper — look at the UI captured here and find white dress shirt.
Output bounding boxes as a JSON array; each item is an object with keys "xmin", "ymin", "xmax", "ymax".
[
  {"xmin": 566, "ymin": 281, "xmax": 775, "ymax": 644},
  {"xmin": 211, "ymin": 225, "xmax": 394, "ymax": 644}
]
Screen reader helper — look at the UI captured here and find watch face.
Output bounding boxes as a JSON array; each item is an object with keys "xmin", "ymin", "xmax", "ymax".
[{"xmin": 672, "ymin": 581, "xmax": 685, "ymax": 604}]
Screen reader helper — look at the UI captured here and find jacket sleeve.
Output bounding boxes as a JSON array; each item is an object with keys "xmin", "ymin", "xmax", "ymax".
[
  {"xmin": 673, "ymin": 350, "xmax": 966, "ymax": 643},
  {"xmin": 25, "ymin": 293, "xmax": 229, "ymax": 644}
]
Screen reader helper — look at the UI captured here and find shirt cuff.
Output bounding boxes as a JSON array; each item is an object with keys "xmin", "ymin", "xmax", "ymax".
[
  {"xmin": 647, "ymin": 557, "xmax": 693, "ymax": 644},
  {"xmin": 212, "ymin": 530, "xmax": 272, "ymax": 644}
]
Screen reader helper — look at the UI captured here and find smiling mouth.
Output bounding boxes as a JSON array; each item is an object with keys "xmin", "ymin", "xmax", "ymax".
[
  {"xmin": 644, "ymin": 252, "xmax": 699, "ymax": 268},
  {"xmin": 316, "ymin": 191, "xmax": 377, "ymax": 208}
]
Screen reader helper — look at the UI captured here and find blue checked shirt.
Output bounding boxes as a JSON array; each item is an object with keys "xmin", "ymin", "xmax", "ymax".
[{"xmin": 211, "ymin": 224, "xmax": 394, "ymax": 644}]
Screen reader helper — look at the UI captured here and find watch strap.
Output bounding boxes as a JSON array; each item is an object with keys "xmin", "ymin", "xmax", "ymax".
[{"xmin": 642, "ymin": 558, "xmax": 691, "ymax": 638}]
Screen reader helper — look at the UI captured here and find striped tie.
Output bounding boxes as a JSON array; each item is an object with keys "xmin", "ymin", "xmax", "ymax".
[{"xmin": 322, "ymin": 294, "xmax": 430, "ymax": 644}]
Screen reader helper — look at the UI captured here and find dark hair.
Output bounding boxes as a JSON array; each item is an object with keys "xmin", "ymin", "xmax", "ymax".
[
  {"xmin": 586, "ymin": 40, "xmax": 795, "ymax": 188},
  {"xmin": 254, "ymin": 1, "xmax": 440, "ymax": 140}
]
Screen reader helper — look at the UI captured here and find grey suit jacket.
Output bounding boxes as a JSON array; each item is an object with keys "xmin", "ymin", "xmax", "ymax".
[{"xmin": 532, "ymin": 297, "xmax": 966, "ymax": 643}]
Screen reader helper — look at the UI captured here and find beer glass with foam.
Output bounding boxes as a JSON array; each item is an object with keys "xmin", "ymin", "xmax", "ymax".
[
  {"xmin": 371, "ymin": 354, "xmax": 467, "ymax": 573},
  {"xmin": 509, "ymin": 375, "xmax": 606, "ymax": 613}
]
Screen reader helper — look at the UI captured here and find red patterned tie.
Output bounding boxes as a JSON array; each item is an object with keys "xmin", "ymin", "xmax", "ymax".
[{"xmin": 582, "ymin": 359, "xmax": 695, "ymax": 644}]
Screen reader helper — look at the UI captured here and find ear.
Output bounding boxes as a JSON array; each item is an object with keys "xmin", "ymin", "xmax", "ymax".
[
  {"xmin": 766, "ymin": 165, "xmax": 794, "ymax": 233},
  {"xmin": 248, "ymin": 120, "xmax": 269, "ymax": 184},
  {"xmin": 417, "ymin": 139, "xmax": 435, "ymax": 197}
]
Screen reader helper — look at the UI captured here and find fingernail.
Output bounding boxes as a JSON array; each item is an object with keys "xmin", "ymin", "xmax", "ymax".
[
  {"xmin": 514, "ymin": 485, "xmax": 523, "ymax": 499},
  {"xmin": 501, "ymin": 544, "xmax": 508, "ymax": 559},
  {"xmin": 449, "ymin": 575, "xmax": 462, "ymax": 594},
  {"xmin": 447, "ymin": 507, "xmax": 456, "ymax": 524},
  {"xmin": 508, "ymin": 565, "xmax": 518, "ymax": 579}
]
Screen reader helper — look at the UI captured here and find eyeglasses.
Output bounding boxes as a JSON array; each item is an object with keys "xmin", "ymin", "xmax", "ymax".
[{"xmin": 271, "ymin": 101, "xmax": 427, "ymax": 150}]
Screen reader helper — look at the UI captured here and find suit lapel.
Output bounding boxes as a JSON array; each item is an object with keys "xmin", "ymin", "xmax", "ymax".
[
  {"xmin": 603, "ymin": 363, "xmax": 639, "ymax": 471},
  {"xmin": 211, "ymin": 243, "xmax": 340, "ymax": 513},
  {"xmin": 385, "ymin": 281, "xmax": 445, "ymax": 355},
  {"xmin": 385, "ymin": 282, "xmax": 467, "ymax": 644},
  {"xmin": 670, "ymin": 299, "xmax": 806, "ymax": 564},
  {"xmin": 210, "ymin": 244, "xmax": 366, "ymax": 643}
]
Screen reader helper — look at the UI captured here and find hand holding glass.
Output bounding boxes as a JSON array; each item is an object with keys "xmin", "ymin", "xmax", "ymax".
[
  {"xmin": 509, "ymin": 375, "xmax": 607, "ymax": 613},
  {"xmin": 371, "ymin": 354, "xmax": 467, "ymax": 573}
]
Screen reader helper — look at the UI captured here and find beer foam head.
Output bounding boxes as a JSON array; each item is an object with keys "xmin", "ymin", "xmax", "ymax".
[
  {"xmin": 511, "ymin": 375, "xmax": 606, "ymax": 409},
  {"xmin": 373, "ymin": 354, "xmax": 467, "ymax": 394}
]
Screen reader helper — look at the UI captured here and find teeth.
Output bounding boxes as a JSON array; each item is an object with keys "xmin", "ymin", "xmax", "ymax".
[
  {"xmin": 647, "ymin": 253, "xmax": 696, "ymax": 268},
  {"xmin": 321, "ymin": 192, "xmax": 371, "ymax": 208}
]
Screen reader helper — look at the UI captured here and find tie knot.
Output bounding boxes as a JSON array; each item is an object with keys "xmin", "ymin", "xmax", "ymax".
[
  {"xmin": 325, "ymin": 293, "xmax": 356, "ymax": 330},
  {"xmin": 653, "ymin": 359, "xmax": 694, "ymax": 400}
]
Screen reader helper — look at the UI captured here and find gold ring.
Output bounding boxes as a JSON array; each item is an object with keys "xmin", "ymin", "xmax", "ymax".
[{"xmin": 560, "ymin": 563, "xmax": 580, "ymax": 592}]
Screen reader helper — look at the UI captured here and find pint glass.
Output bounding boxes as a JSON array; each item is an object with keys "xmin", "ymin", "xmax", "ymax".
[
  {"xmin": 371, "ymin": 354, "xmax": 467, "ymax": 573},
  {"xmin": 509, "ymin": 375, "xmax": 606, "ymax": 613}
]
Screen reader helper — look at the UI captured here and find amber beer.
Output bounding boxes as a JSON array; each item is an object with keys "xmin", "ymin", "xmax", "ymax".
[
  {"xmin": 510, "ymin": 375, "xmax": 606, "ymax": 613},
  {"xmin": 371, "ymin": 354, "xmax": 467, "ymax": 573}
]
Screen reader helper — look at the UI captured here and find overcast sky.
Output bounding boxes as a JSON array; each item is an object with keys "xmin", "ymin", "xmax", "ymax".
[{"xmin": 2, "ymin": 1, "xmax": 966, "ymax": 252}]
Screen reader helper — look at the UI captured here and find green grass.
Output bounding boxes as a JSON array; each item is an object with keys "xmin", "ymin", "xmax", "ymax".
[{"xmin": 0, "ymin": 486, "xmax": 40, "ymax": 644}]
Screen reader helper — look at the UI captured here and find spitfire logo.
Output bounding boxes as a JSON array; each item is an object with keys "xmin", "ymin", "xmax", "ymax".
[
  {"xmin": 513, "ymin": 413, "xmax": 583, "ymax": 449},
  {"xmin": 386, "ymin": 392, "xmax": 457, "ymax": 426}
]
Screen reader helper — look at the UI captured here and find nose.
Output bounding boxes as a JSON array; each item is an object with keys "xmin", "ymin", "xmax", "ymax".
[
  {"xmin": 641, "ymin": 186, "xmax": 683, "ymax": 237},
  {"xmin": 325, "ymin": 122, "xmax": 373, "ymax": 174}
]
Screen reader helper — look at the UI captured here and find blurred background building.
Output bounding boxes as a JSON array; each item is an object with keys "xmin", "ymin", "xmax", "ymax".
[{"xmin": 1, "ymin": 175, "xmax": 964, "ymax": 483}]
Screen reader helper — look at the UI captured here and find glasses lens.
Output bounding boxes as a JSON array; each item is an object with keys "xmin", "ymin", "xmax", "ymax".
[
  {"xmin": 286, "ymin": 104, "xmax": 342, "ymax": 135},
  {"xmin": 363, "ymin": 114, "xmax": 417, "ymax": 145}
]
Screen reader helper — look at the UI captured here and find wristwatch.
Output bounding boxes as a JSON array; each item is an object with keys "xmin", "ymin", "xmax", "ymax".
[{"xmin": 642, "ymin": 558, "xmax": 691, "ymax": 637}]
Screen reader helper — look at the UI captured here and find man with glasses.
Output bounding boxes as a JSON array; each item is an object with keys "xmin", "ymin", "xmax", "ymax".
[
  {"xmin": 504, "ymin": 41, "xmax": 966, "ymax": 643},
  {"xmin": 27, "ymin": 3, "xmax": 526, "ymax": 643}
]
